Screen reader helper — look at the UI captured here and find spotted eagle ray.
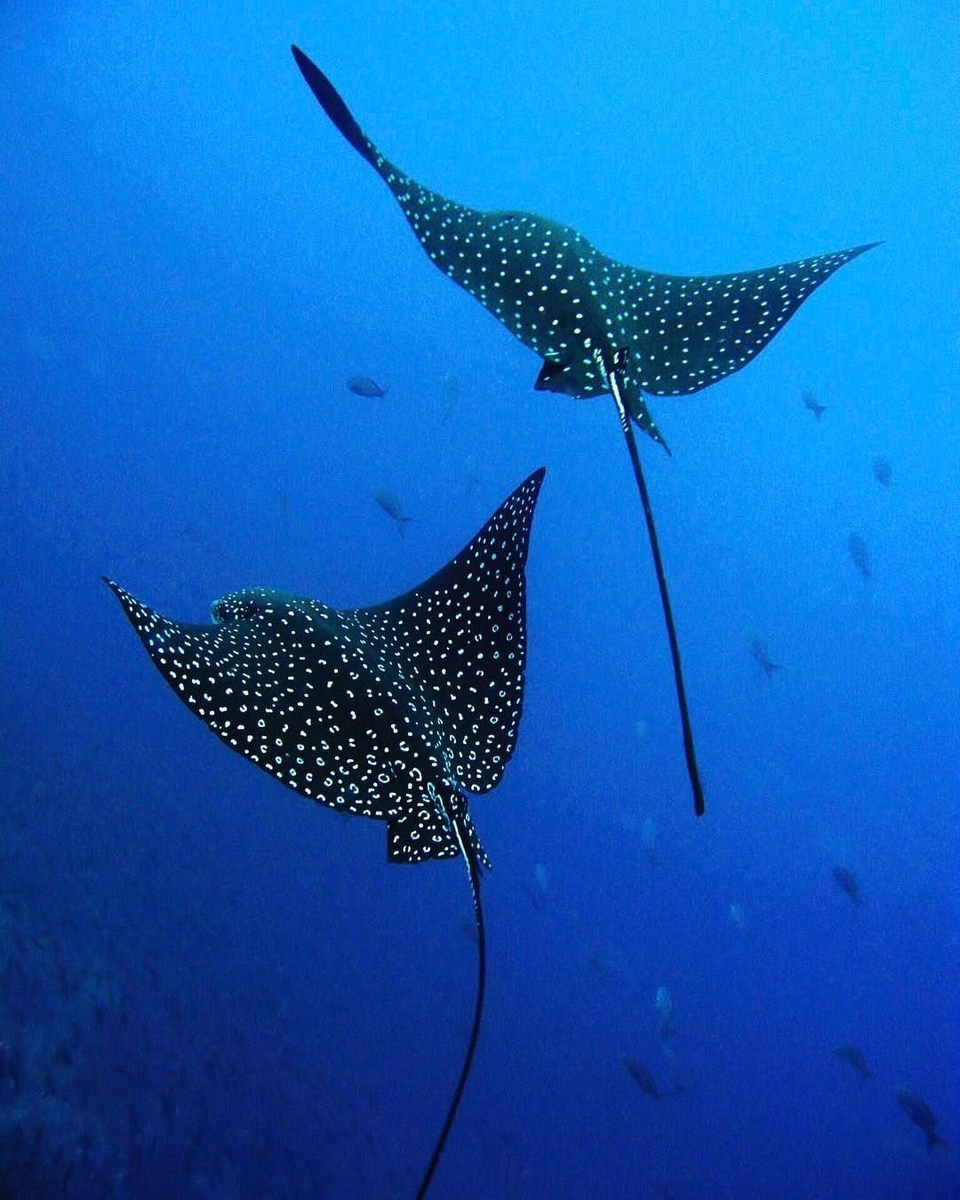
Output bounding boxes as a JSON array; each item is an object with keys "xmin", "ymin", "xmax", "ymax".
[
  {"xmin": 291, "ymin": 45, "xmax": 878, "ymax": 815},
  {"xmin": 104, "ymin": 467, "xmax": 545, "ymax": 1198}
]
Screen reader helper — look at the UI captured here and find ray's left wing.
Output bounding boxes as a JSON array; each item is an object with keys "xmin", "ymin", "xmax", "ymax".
[
  {"xmin": 103, "ymin": 581, "xmax": 440, "ymax": 823},
  {"xmin": 607, "ymin": 243, "xmax": 879, "ymax": 398}
]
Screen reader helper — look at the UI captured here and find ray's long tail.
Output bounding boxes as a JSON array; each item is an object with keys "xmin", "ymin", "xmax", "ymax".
[
  {"xmin": 604, "ymin": 351, "xmax": 706, "ymax": 817},
  {"xmin": 417, "ymin": 819, "xmax": 486, "ymax": 1198}
]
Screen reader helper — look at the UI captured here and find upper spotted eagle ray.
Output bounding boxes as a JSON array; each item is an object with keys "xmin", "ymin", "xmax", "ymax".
[
  {"xmin": 105, "ymin": 467, "xmax": 545, "ymax": 1198},
  {"xmin": 291, "ymin": 45, "xmax": 878, "ymax": 816}
]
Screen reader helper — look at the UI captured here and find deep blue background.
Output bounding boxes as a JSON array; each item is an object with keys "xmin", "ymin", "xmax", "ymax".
[{"xmin": 1, "ymin": 2, "xmax": 957, "ymax": 1196}]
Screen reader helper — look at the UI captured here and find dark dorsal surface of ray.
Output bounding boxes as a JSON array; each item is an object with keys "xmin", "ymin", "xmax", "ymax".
[
  {"xmin": 105, "ymin": 468, "xmax": 544, "ymax": 863},
  {"xmin": 105, "ymin": 467, "xmax": 545, "ymax": 1198},
  {"xmin": 291, "ymin": 47, "xmax": 877, "ymax": 818},
  {"xmin": 291, "ymin": 46, "xmax": 877, "ymax": 449}
]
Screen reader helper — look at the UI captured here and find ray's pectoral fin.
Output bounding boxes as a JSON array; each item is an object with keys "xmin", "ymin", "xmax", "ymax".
[{"xmin": 624, "ymin": 243, "xmax": 881, "ymax": 401}]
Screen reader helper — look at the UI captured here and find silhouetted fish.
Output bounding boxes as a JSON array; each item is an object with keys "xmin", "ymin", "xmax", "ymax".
[
  {"xmin": 623, "ymin": 1057, "xmax": 685, "ymax": 1100},
  {"xmin": 441, "ymin": 372, "xmax": 459, "ymax": 425},
  {"xmin": 640, "ymin": 815, "xmax": 660, "ymax": 869},
  {"xmin": 832, "ymin": 865, "xmax": 864, "ymax": 907},
  {"xmin": 347, "ymin": 374, "xmax": 388, "ymax": 399},
  {"xmin": 746, "ymin": 633, "xmax": 782, "ymax": 680},
  {"xmin": 463, "ymin": 454, "xmax": 481, "ymax": 494},
  {"xmin": 847, "ymin": 533, "xmax": 871, "ymax": 578},
  {"xmin": 373, "ymin": 488, "xmax": 413, "ymax": 535},
  {"xmin": 586, "ymin": 952, "xmax": 615, "ymax": 986},
  {"xmin": 624, "ymin": 1056, "xmax": 665, "ymax": 1099},
  {"xmin": 104, "ymin": 468, "xmax": 545, "ymax": 1198},
  {"xmin": 291, "ymin": 45, "xmax": 877, "ymax": 819},
  {"xmin": 801, "ymin": 389, "xmax": 827, "ymax": 420},
  {"xmin": 655, "ymin": 986, "xmax": 677, "ymax": 1042},
  {"xmin": 872, "ymin": 456, "xmax": 893, "ymax": 488},
  {"xmin": 0, "ymin": 1039, "xmax": 19, "ymax": 1095},
  {"xmin": 832, "ymin": 1044, "xmax": 872, "ymax": 1079},
  {"xmin": 896, "ymin": 1088, "xmax": 951, "ymax": 1154},
  {"xmin": 521, "ymin": 863, "xmax": 549, "ymax": 911}
]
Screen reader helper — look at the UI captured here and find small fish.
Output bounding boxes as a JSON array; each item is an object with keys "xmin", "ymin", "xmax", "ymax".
[
  {"xmin": 373, "ymin": 488, "xmax": 413, "ymax": 536},
  {"xmin": 729, "ymin": 902, "xmax": 746, "ymax": 933},
  {"xmin": 832, "ymin": 1045, "xmax": 872, "ymax": 1079},
  {"xmin": 655, "ymin": 987, "xmax": 677, "ymax": 1041},
  {"xmin": 872, "ymin": 456, "xmax": 893, "ymax": 488},
  {"xmin": 746, "ymin": 633, "xmax": 783, "ymax": 680},
  {"xmin": 347, "ymin": 374, "xmax": 388, "ymax": 399},
  {"xmin": 847, "ymin": 533, "xmax": 871, "ymax": 579},
  {"xmin": 802, "ymin": 389, "xmax": 827, "ymax": 420},
  {"xmin": 0, "ymin": 1040, "xmax": 19, "ymax": 1094},
  {"xmin": 832, "ymin": 865, "xmax": 864, "ymax": 907},
  {"xmin": 463, "ymin": 454, "xmax": 481, "ymax": 494},
  {"xmin": 522, "ymin": 863, "xmax": 549, "ymax": 911},
  {"xmin": 441, "ymin": 372, "xmax": 459, "ymax": 424},
  {"xmin": 623, "ymin": 1057, "xmax": 665, "ymax": 1099},
  {"xmin": 180, "ymin": 522, "xmax": 230, "ymax": 571},
  {"xmin": 623, "ymin": 1057, "xmax": 685, "ymax": 1100},
  {"xmin": 896, "ymin": 1088, "xmax": 951, "ymax": 1154},
  {"xmin": 586, "ymin": 953, "xmax": 614, "ymax": 986},
  {"xmin": 640, "ymin": 815, "xmax": 660, "ymax": 869}
]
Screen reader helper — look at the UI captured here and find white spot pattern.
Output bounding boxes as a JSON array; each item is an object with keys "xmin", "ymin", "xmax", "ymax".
[
  {"xmin": 105, "ymin": 470, "xmax": 544, "ymax": 865},
  {"xmin": 376, "ymin": 164, "xmax": 872, "ymax": 440},
  {"xmin": 299, "ymin": 63, "xmax": 874, "ymax": 444}
]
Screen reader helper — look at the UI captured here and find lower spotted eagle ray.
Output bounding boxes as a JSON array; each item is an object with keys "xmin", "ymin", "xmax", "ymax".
[
  {"xmin": 105, "ymin": 468, "xmax": 545, "ymax": 1197},
  {"xmin": 290, "ymin": 45, "xmax": 878, "ymax": 816}
]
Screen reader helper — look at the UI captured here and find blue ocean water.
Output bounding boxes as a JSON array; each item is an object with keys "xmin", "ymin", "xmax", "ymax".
[{"xmin": 1, "ymin": 2, "xmax": 958, "ymax": 1196}]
